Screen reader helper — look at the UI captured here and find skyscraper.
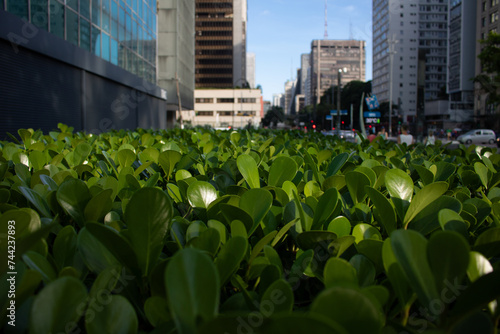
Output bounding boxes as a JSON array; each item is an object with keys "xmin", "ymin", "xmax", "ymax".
[
  {"xmin": 194, "ymin": 0, "xmax": 247, "ymax": 88},
  {"xmin": 0, "ymin": 0, "xmax": 167, "ymax": 136},
  {"xmin": 309, "ymin": 39, "xmax": 366, "ymax": 105},
  {"xmin": 372, "ymin": 0, "xmax": 448, "ymax": 123},
  {"xmin": 300, "ymin": 53, "xmax": 311, "ymax": 106},
  {"xmin": 247, "ymin": 52, "xmax": 256, "ymax": 88}
]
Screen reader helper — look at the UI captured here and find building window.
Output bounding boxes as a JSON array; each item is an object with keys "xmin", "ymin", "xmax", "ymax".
[
  {"xmin": 218, "ymin": 111, "xmax": 232, "ymax": 116},
  {"xmin": 195, "ymin": 98, "xmax": 214, "ymax": 103},
  {"xmin": 492, "ymin": 0, "xmax": 498, "ymax": 7},
  {"xmin": 491, "ymin": 11, "xmax": 498, "ymax": 23},
  {"xmin": 196, "ymin": 111, "xmax": 213, "ymax": 116},
  {"xmin": 238, "ymin": 98, "xmax": 257, "ymax": 103},
  {"xmin": 217, "ymin": 98, "xmax": 235, "ymax": 103}
]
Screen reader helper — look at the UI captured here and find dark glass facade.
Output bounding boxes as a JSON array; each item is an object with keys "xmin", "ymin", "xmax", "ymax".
[{"xmin": 3, "ymin": 0, "xmax": 157, "ymax": 83}]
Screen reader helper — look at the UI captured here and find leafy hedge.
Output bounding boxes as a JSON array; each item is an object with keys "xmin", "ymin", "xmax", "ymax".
[{"xmin": 1, "ymin": 124, "xmax": 500, "ymax": 333}]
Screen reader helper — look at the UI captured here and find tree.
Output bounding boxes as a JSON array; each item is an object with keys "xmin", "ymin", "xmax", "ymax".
[
  {"xmin": 262, "ymin": 107, "xmax": 285, "ymax": 127},
  {"xmin": 474, "ymin": 32, "xmax": 500, "ymax": 105}
]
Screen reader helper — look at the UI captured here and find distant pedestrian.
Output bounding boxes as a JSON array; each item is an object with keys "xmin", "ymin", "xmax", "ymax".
[
  {"xmin": 378, "ymin": 126, "xmax": 387, "ymax": 140},
  {"xmin": 397, "ymin": 123, "xmax": 414, "ymax": 145},
  {"xmin": 424, "ymin": 130, "xmax": 436, "ymax": 146}
]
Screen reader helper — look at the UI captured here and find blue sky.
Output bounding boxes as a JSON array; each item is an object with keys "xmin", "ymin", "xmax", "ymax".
[{"xmin": 247, "ymin": 0, "xmax": 373, "ymax": 101}]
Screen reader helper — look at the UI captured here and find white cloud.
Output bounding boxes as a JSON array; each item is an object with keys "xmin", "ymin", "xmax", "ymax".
[{"xmin": 343, "ymin": 5, "xmax": 355, "ymax": 12}]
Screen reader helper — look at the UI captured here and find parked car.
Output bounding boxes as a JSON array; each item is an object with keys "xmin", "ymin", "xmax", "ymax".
[{"xmin": 457, "ymin": 129, "xmax": 496, "ymax": 145}]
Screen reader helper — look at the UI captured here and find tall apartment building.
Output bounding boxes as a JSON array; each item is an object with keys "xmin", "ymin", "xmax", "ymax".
[
  {"xmin": 372, "ymin": 0, "xmax": 448, "ymax": 124},
  {"xmin": 310, "ymin": 39, "xmax": 366, "ymax": 105},
  {"xmin": 158, "ymin": 0, "xmax": 195, "ymax": 116},
  {"xmin": 447, "ymin": 0, "xmax": 476, "ymax": 125},
  {"xmin": 194, "ymin": 0, "xmax": 247, "ymax": 88},
  {"xmin": 247, "ymin": 52, "xmax": 256, "ymax": 88},
  {"xmin": 284, "ymin": 79, "xmax": 297, "ymax": 115},
  {"xmin": 300, "ymin": 53, "xmax": 312, "ymax": 106},
  {"xmin": 475, "ymin": 0, "xmax": 500, "ymax": 128},
  {"xmin": 0, "ymin": 0, "xmax": 167, "ymax": 137}
]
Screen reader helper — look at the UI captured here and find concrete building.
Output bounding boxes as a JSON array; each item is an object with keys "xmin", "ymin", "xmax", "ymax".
[
  {"xmin": 372, "ymin": 0, "xmax": 448, "ymax": 125},
  {"xmin": 284, "ymin": 79, "xmax": 297, "ymax": 115},
  {"xmin": 310, "ymin": 39, "xmax": 366, "ymax": 105},
  {"xmin": 446, "ymin": 0, "xmax": 475, "ymax": 128},
  {"xmin": 158, "ymin": 0, "xmax": 195, "ymax": 123},
  {"xmin": 300, "ymin": 53, "xmax": 312, "ymax": 105},
  {"xmin": 0, "ymin": 0, "xmax": 167, "ymax": 137},
  {"xmin": 475, "ymin": 0, "xmax": 500, "ymax": 129},
  {"xmin": 187, "ymin": 88, "xmax": 262, "ymax": 128},
  {"xmin": 272, "ymin": 94, "xmax": 284, "ymax": 108},
  {"xmin": 247, "ymin": 52, "xmax": 256, "ymax": 88},
  {"xmin": 194, "ymin": 0, "xmax": 247, "ymax": 88}
]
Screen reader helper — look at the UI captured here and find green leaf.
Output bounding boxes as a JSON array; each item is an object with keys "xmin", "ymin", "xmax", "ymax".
[
  {"xmin": 385, "ymin": 169, "xmax": 413, "ymax": 221},
  {"xmin": 407, "ymin": 196, "xmax": 462, "ymax": 235},
  {"xmin": 86, "ymin": 295, "xmax": 138, "ymax": 334},
  {"xmin": 474, "ymin": 227, "xmax": 500, "ymax": 258},
  {"xmin": 474, "ymin": 162, "xmax": 490, "ymax": 189},
  {"xmin": 158, "ymin": 150, "xmax": 182, "ymax": 181},
  {"xmin": 22, "ymin": 250, "xmax": 57, "ymax": 283},
  {"xmin": 248, "ymin": 231, "xmax": 278, "ymax": 265},
  {"xmin": 438, "ymin": 209, "xmax": 468, "ymax": 237},
  {"xmin": 77, "ymin": 227, "xmax": 121, "ymax": 273},
  {"xmin": 324, "ymin": 258, "xmax": 358, "ymax": 288},
  {"xmin": 144, "ymin": 296, "xmax": 170, "ymax": 327},
  {"xmin": 382, "ymin": 238, "xmax": 413, "ymax": 306},
  {"xmin": 352, "ymin": 223, "xmax": 382, "ymax": 243},
  {"xmin": 84, "ymin": 189, "xmax": 113, "ymax": 222},
  {"xmin": 350, "ymin": 254, "xmax": 376, "ymax": 287},
  {"xmin": 53, "ymin": 225, "xmax": 77, "ymax": 270},
  {"xmin": 29, "ymin": 277, "xmax": 88, "ymax": 334},
  {"xmin": 56, "ymin": 178, "xmax": 92, "ymax": 227},
  {"xmin": 125, "ymin": 187, "xmax": 173, "ymax": 276},
  {"xmin": 18, "ymin": 186, "xmax": 52, "ymax": 218},
  {"xmin": 237, "ymin": 154, "xmax": 260, "ymax": 188},
  {"xmin": 215, "ymin": 236, "xmax": 248, "ymax": 287},
  {"xmin": 260, "ymin": 278, "xmax": 294, "ymax": 314},
  {"xmin": 86, "ymin": 222, "xmax": 140, "ymax": 276},
  {"xmin": 434, "ymin": 161, "xmax": 456, "ymax": 182},
  {"xmin": 413, "ymin": 164, "xmax": 435, "ymax": 186},
  {"xmin": 311, "ymin": 286, "xmax": 384, "ymax": 334},
  {"xmin": 327, "ymin": 216, "xmax": 351, "ymax": 237},
  {"xmin": 312, "ymin": 188, "xmax": 339, "ymax": 230},
  {"xmin": 467, "ymin": 251, "xmax": 493, "ymax": 283},
  {"xmin": 116, "ymin": 149, "xmax": 136, "ymax": 168},
  {"xmin": 239, "ymin": 188, "xmax": 273, "ymax": 234},
  {"xmin": 189, "ymin": 228, "xmax": 220, "ymax": 256},
  {"xmin": 187, "ymin": 181, "xmax": 218, "ymax": 209},
  {"xmin": 345, "ymin": 171, "xmax": 371, "ymax": 204},
  {"xmin": 403, "ymin": 182, "xmax": 448, "ymax": 227},
  {"xmin": 326, "ymin": 153, "xmax": 349, "ymax": 177},
  {"xmin": 427, "ymin": 231, "xmax": 470, "ymax": 293},
  {"xmin": 296, "ymin": 231, "xmax": 337, "ymax": 250},
  {"xmin": 391, "ymin": 229, "xmax": 440, "ymax": 310},
  {"xmin": 165, "ymin": 248, "xmax": 220, "ymax": 334},
  {"xmin": 365, "ymin": 186, "xmax": 396, "ymax": 235},
  {"xmin": 268, "ymin": 156, "xmax": 298, "ymax": 187}
]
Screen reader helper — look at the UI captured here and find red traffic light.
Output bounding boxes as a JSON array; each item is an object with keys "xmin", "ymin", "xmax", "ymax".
[
  {"xmin": 312, "ymin": 124, "xmax": 316, "ymax": 129},
  {"xmin": 341, "ymin": 121, "xmax": 344, "ymax": 124}
]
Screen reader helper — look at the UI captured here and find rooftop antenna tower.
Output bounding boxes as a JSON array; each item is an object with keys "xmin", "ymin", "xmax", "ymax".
[
  {"xmin": 324, "ymin": 0, "xmax": 328, "ymax": 39},
  {"xmin": 349, "ymin": 20, "xmax": 354, "ymax": 39}
]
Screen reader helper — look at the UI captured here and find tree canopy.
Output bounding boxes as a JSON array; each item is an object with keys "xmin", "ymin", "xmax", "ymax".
[{"xmin": 474, "ymin": 32, "xmax": 500, "ymax": 105}]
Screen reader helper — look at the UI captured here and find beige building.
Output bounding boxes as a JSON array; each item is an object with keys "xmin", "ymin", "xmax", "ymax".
[
  {"xmin": 310, "ymin": 39, "xmax": 366, "ymax": 105},
  {"xmin": 186, "ymin": 89, "xmax": 262, "ymax": 128}
]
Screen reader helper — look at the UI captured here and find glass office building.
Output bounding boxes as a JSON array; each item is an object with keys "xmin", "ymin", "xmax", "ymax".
[{"xmin": 3, "ymin": 0, "xmax": 157, "ymax": 83}]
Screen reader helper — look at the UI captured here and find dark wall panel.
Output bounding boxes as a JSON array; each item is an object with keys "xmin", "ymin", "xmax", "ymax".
[{"xmin": 0, "ymin": 39, "xmax": 82, "ymax": 138}]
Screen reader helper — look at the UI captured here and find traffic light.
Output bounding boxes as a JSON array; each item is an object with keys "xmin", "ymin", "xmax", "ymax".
[
  {"xmin": 341, "ymin": 121, "xmax": 344, "ymax": 124},
  {"xmin": 312, "ymin": 124, "xmax": 316, "ymax": 129}
]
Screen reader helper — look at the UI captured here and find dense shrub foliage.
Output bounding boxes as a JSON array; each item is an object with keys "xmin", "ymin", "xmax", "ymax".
[{"xmin": 1, "ymin": 124, "xmax": 500, "ymax": 333}]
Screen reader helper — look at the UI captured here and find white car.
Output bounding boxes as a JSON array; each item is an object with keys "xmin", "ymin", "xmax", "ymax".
[{"xmin": 457, "ymin": 129, "xmax": 496, "ymax": 145}]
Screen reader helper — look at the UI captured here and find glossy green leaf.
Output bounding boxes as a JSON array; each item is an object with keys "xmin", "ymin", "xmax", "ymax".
[
  {"xmin": 215, "ymin": 236, "xmax": 247, "ymax": 286},
  {"xmin": 427, "ymin": 231, "xmax": 470, "ymax": 293},
  {"xmin": 77, "ymin": 227, "xmax": 121, "ymax": 273},
  {"xmin": 324, "ymin": 258, "xmax": 358, "ymax": 288},
  {"xmin": 237, "ymin": 154, "xmax": 260, "ymax": 188},
  {"xmin": 413, "ymin": 164, "xmax": 434, "ymax": 186},
  {"xmin": 312, "ymin": 188, "xmax": 339, "ymax": 230},
  {"xmin": 474, "ymin": 162, "xmax": 489, "ymax": 189},
  {"xmin": 29, "ymin": 277, "xmax": 88, "ymax": 334},
  {"xmin": 187, "ymin": 181, "xmax": 218, "ymax": 209},
  {"xmin": 407, "ymin": 196, "xmax": 462, "ymax": 235},
  {"xmin": 352, "ymin": 223, "xmax": 382, "ymax": 243},
  {"xmin": 18, "ymin": 186, "xmax": 52, "ymax": 218},
  {"xmin": 327, "ymin": 216, "xmax": 351, "ymax": 237},
  {"xmin": 125, "ymin": 187, "xmax": 173, "ymax": 276},
  {"xmin": 53, "ymin": 225, "xmax": 77, "ymax": 270},
  {"xmin": 326, "ymin": 153, "xmax": 349, "ymax": 177},
  {"xmin": 165, "ymin": 248, "xmax": 220, "ymax": 334},
  {"xmin": 365, "ymin": 186, "xmax": 397, "ymax": 235},
  {"xmin": 158, "ymin": 150, "xmax": 182, "ymax": 181},
  {"xmin": 84, "ymin": 189, "xmax": 113, "ymax": 222},
  {"xmin": 403, "ymin": 182, "xmax": 448, "ymax": 226},
  {"xmin": 116, "ymin": 148, "xmax": 136, "ymax": 168},
  {"xmin": 467, "ymin": 251, "xmax": 493, "ymax": 283},
  {"xmin": 474, "ymin": 227, "xmax": 500, "ymax": 258},
  {"xmin": 22, "ymin": 250, "xmax": 57, "ymax": 283},
  {"xmin": 382, "ymin": 238, "xmax": 413, "ymax": 306},
  {"xmin": 434, "ymin": 161, "xmax": 456, "ymax": 182},
  {"xmin": 85, "ymin": 295, "xmax": 138, "ymax": 334},
  {"xmin": 56, "ymin": 178, "xmax": 91, "ymax": 227},
  {"xmin": 391, "ymin": 229, "xmax": 440, "ymax": 310},
  {"xmin": 345, "ymin": 171, "xmax": 370, "ymax": 204},
  {"xmin": 438, "ymin": 209, "xmax": 468, "ymax": 237},
  {"xmin": 260, "ymin": 278, "xmax": 294, "ymax": 314},
  {"xmin": 350, "ymin": 254, "xmax": 376, "ymax": 287},
  {"xmin": 311, "ymin": 286, "xmax": 384, "ymax": 334},
  {"xmin": 385, "ymin": 168, "xmax": 413, "ymax": 221},
  {"xmin": 268, "ymin": 156, "xmax": 298, "ymax": 187},
  {"xmin": 239, "ymin": 188, "xmax": 273, "ymax": 234}
]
